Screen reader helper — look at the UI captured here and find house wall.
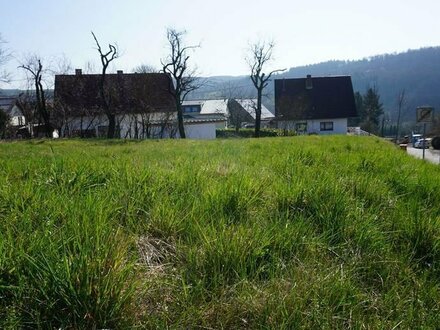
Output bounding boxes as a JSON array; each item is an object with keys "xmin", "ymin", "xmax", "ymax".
[
  {"xmin": 182, "ymin": 122, "xmax": 217, "ymax": 139},
  {"xmin": 118, "ymin": 113, "xmax": 177, "ymax": 139},
  {"xmin": 278, "ymin": 118, "xmax": 348, "ymax": 135},
  {"xmin": 7, "ymin": 106, "xmax": 26, "ymax": 127},
  {"xmin": 62, "ymin": 115, "xmax": 107, "ymax": 137},
  {"xmin": 63, "ymin": 114, "xmax": 218, "ymax": 140},
  {"xmin": 10, "ymin": 115, "xmax": 26, "ymax": 127},
  {"xmin": 63, "ymin": 112, "xmax": 178, "ymax": 139}
]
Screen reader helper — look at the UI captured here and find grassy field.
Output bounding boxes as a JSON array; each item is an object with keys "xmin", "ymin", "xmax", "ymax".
[{"xmin": 0, "ymin": 136, "xmax": 439, "ymax": 329}]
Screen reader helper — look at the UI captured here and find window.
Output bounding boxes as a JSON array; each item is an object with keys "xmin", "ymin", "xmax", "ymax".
[
  {"xmin": 320, "ymin": 121, "xmax": 333, "ymax": 131},
  {"xmin": 295, "ymin": 122, "xmax": 307, "ymax": 132},
  {"xmin": 183, "ymin": 105, "xmax": 201, "ymax": 113}
]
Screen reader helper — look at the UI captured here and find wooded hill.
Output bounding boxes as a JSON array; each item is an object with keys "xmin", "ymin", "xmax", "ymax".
[{"xmin": 193, "ymin": 47, "xmax": 440, "ymax": 125}]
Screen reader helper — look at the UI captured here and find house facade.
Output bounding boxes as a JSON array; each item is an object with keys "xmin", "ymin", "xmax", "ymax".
[
  {"xmin": 0, "ymin": 97, "xmax": 26, "ymax": 127},
  {"xmin": 182, "ymin": 98, "xmax": 274, "ymax": 129},
  {"xmin": 54, "ymin": 70, "xmax": 221, "ymax": 139},
  {"xmin": 0, "ymin": 97, "xmax": 30, "ymax": 138},
  {"xmin": 275, "ymin": 75, "xmax": 357, "ymax": 134}
]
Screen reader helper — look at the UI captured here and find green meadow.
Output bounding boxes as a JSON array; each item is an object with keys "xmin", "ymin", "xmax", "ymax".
[{"xmin": 0, "ymin": 136, "xmax": 439, "ymax": 329}]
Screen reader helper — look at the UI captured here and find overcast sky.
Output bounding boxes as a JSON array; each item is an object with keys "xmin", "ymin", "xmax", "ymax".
[{"xmin": 1, "ymin": 0, "xmax": 440, "ymax": 88}]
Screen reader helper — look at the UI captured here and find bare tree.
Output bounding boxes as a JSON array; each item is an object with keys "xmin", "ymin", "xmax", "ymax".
[
  {"xmin": 0, "ymin": 109, "xmax": 10, "ymax": 138},
  {"xmin": 161, "ymin": 28, "xmax": 201, "ymax": 138},
  {"xmin": 91, "ymin": 31, "xmax": 119, "ymax": 138},
  {"xmin": 247, "ymin": 40, "xmax": 285, "ymax": 137},
  {"xmin": 0, "ymin": 34, "xmax": 11, "ymax": 84},
  {"xmin": 395, "ymin": 89, "xmax": 406, "ymax": 143},
  {"xmin": 83, "ymin": 60, "xmax": 97, "ymax": 74},
  {"xmin": 19, "ymin": 55, "xmax": 53, "ymax": 137},
  {"xmin": 54, "ymin": 54, "xmax": 73, "ymax": 75},
  {"xmin": 133, "ymin": 64, "xmax": 158, "ymax": 73}
]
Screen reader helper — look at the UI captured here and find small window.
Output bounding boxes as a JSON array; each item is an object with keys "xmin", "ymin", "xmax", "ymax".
[
  {"xmin": 183, "ymin": 105, "xmax": 201, "ymax": 113},
  {"xmin": 295, "ymin": 122, "xmax": 307, "ymax": 132},
  {"xmin": 320, "ymin": 122, "xmax": 333, "ymax": 131}
]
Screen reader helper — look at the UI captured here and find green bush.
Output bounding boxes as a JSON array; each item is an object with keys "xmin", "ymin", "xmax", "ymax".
[{"xmin": 216, "ymin": 128, "xmax": 296, "ymax": 138}]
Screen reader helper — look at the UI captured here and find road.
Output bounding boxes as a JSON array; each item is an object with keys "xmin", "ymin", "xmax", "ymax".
[{"xmin": 406, "ymin": 145, "xmax": 440, "ymax": 164}]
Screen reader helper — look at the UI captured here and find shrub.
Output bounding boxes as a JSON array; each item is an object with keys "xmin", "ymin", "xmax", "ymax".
[{"xmin": 216, "ymin": 128, "xmax": 295, "ymax": 138}]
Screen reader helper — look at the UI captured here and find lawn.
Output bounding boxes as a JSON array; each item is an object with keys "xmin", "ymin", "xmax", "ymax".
[{"xmin": 0, "ymin": 136, "xmax": 439, "ymax": 328}]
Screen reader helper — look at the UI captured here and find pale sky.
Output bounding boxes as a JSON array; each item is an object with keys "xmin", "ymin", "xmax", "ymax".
[{"xmin": 1, "ymin": 0, "xmax": 440, "ymax": 88}]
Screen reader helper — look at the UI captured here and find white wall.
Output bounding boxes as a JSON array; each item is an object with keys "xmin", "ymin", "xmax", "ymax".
[
  {"xmin": 118, "ymin": 113, "xmax": 177, "ymax": 139},
  {"xmin": 10, "ymin": 115, "xmax": 25, "ymax": 127},
  {"xmin": 63, "ymin": 113, "xmax": 178, "ymax": 139},
  {"xmin": 307, "ymin": 118, "xmax": 347, "ymax": 135},
  {"xmin": 278, "ymin": 118, "xmax": 348, "ymax": 135},
  {"xmin": 63, "ymin": 114, "xmax": 218, "ymax": 140},
  {"xmin": 8, "ymin": 106, "xmax": 26, "ymax": 127},
  {"xmin": 183, "ymin": 122, "xmax": 217, "ymax": 139},
  {"xmin": 63, "ymin": 115, "xmax": 108, "ymax": 137}
]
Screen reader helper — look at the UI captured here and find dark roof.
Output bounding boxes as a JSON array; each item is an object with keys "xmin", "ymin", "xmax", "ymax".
[
  {"xmin": 275, "ymin": 76, "xmax": 357, "ymax": 120},
  {"xmin": 0, "ymin": 97, "xmax": 16, "ymax": 110},
  {"xmin": 54, "ymin": 72, "xmax": 176, "ymax": 115}
]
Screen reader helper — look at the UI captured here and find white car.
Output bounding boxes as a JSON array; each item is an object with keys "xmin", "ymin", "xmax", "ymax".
[{"xmin": 414, "ymin": 138, "xmax": 432, "ymax": 149}]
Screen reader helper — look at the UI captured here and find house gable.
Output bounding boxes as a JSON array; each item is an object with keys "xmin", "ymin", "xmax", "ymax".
[
  {"xmin": 275, "ymin": 75, "xmax": 357, "ymax": 121},
  {"xmin": 54, "ymin": 71, "xmax": 176, "ymax": 116}
]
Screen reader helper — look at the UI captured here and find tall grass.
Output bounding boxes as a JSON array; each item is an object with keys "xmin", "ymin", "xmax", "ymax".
[{"xmin": 0, "ymin": 136, "xmax": 439, "ymax": 328}]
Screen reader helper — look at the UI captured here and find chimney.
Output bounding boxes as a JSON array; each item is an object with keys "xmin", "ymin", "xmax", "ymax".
[
  {"xmin": 305, "ymin": 74, "xmax": 313, "ymax": 90},
  {"xmin": 75, "ymin": 69, "xmax": 82, "ymax": 76},
  {"xmin": 117, "ymin": 70, "xmax": 123, "ymax": 75}
]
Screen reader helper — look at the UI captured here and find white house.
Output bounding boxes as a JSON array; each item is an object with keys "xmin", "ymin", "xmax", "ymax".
[
  {"xmin": 182, "ymin": 98, "xmax": 274, "ymax": 129},
  {"xmin": 0, "ymin": 97, "xmax": 26, "ymax": 127},
  {"xmin": 54, "ymin": 70, "xmax": 221, "ymax": 140},
  {"xmin": 275, "ymin": 75, "xmax": 357, "ymax": 134}
]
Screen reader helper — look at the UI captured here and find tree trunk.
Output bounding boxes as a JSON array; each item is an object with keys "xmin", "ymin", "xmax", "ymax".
[
  {"xmin": 107, "ymin": 113, "xmax": 116, "ymax": 138},
  {"xmin": 38, "ymin": 82, "xmax": 52, "ymax": 138},
  {"xmin": 176, "ymin": 102, "xmax": 186, "ymax": 138},
  {"xmin": 254, "ymin": 89, "xmax": 262, "ymax": 138},
  {"xmin": 34, "ymin": 77, "xmax": 52, "ymax": 138}
]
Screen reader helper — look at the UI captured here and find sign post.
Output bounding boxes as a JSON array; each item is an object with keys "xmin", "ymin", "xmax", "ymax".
[{"xmin": 416, "ymin": 106, "xmax": 434, "ymax": 160}]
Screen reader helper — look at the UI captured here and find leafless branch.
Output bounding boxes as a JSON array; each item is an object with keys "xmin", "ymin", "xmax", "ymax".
[
  {"xmin": 246, "ymin": 39, "xmax": 285, "ymax": 137},
  {"xmin": 0, "ymin": 34, "xmax": 11, "ymax": 83},
  {"xmin": 18, "ymin": 55, "xmax": 53, "ymax": 137},
  {"xmin": 133, "ymin": 64, "xmax": 159, "ymax": 73},
  {"xmin": 91, "ymin": 31, "xmax": 119, "ymax": 138},
  {"xmin": 91, "ymin": 31, "xmax": 119, "ymax": 75},
  {"xmin": 161, "ymin": 28, "xmax": 201, "ymax": 138},
  {"xmin": 395, "ymin": 88, "xmax": 406, "ymax": 142}
]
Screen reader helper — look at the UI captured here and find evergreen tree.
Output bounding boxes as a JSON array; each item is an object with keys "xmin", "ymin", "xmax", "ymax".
[{"xmin": 360, "ymin": 86, "xmax": 384, "ymax": 134}]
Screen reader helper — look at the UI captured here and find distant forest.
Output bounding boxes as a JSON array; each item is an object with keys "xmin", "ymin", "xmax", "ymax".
[{"xmin": 191, "ymin": 47, "xmax": 440, "ymax": 127}]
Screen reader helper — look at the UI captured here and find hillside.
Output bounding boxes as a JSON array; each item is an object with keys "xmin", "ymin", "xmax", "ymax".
[
  {"xmin": 282, "ymin": 47, "xmax": 440, "ymax": 122},
  {"xmin": 194, "ymin": 47, "xmax": 440, "ymax": 124},
  {"xmin": 1, "ymin": 137, "xmax": 439, "ymax": 328}
]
